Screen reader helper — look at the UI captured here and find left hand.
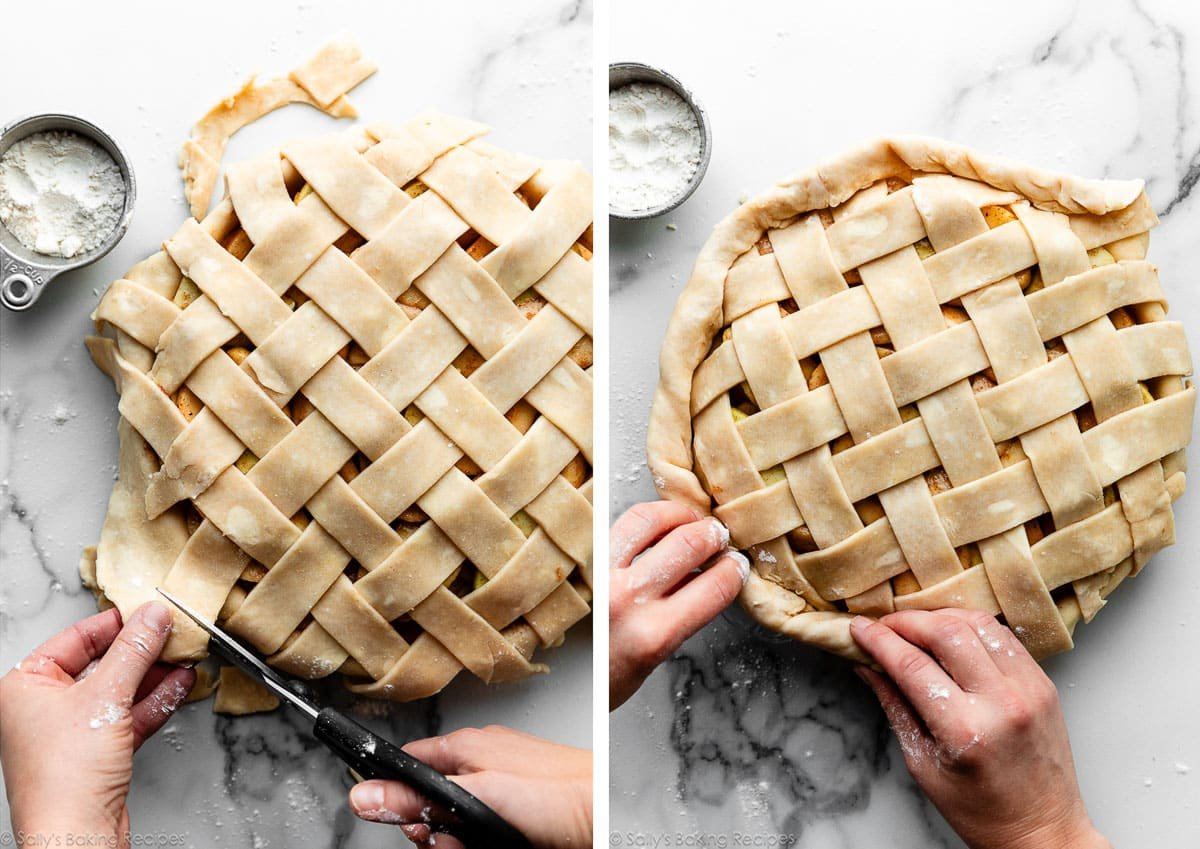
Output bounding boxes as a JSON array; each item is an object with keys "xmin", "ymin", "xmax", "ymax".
[
  {"xmin": 609, "ymin": 502, "xmax": 749, "ymax": 709},
  {"xmin": 348, "ymin": 725, "xmax": 591, "ymax": 848},
  {"xmin": 0, "ymin": 602, "xmax": 195, "ymax": 845}
]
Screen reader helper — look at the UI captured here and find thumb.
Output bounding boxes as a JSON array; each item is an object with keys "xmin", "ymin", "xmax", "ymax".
[{"xmin": 87, "ymin": 602, "xmax": 174, "ymax": 705}]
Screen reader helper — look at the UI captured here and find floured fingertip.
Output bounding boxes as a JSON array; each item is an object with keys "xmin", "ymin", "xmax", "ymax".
[{"xmin": 725, "ymin": 548, "xmax": 750, "ymax": 585}]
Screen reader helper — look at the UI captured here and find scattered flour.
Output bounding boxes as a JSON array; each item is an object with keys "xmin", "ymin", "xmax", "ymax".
[
  {"xmin": 88, "ymin": 701, "xmax": 126, "ymax": 729},
  {"xmin": 926, "ymin": 682, "xmax": 951, "ymax": 701}
]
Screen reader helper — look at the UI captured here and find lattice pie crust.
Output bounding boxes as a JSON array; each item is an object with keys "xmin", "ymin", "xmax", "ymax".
[
  {"xmin": 648, "ymin": 138, "xmax": 1193, "ymax": 661},
  {"xmin": 83, "ymin": 110, "xmax": 593, "ymax": 706}
]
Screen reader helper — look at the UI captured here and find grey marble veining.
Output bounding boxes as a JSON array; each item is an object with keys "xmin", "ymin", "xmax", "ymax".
[
  {"xmin": 610, "ymin": 2, "xmax": 1199, "ymax": 847},
  {"xmin": 0, "ymin": 1, "xmax": 592, "ymax": 845}
]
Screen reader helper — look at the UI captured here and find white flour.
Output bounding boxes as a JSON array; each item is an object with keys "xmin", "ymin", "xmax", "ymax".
[
  {"xmin": 609, "ymin": 82, "xmax": 702, "ymax": 212},
  {"xmin": 0, "ymin": 130, "xmax": 125, "ymax": 257}
]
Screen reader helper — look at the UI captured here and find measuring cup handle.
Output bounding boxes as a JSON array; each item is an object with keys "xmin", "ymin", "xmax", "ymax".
[{"xmin": 0, "ymin": 254, "xmax": 52, "ymax": 311}]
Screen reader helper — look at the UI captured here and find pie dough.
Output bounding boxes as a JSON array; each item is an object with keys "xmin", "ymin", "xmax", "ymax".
[
  {"xmin": 84, "ymin": 108, "xmax": 593, "ymax": 708},
  {"xmin": 647, "ymin": 137, "xmax": 1193, "ymax": 661}
]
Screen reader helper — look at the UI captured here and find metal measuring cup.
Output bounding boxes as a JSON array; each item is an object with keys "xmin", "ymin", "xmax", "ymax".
[
  {"xmin": 0, "ymin": 113, "xmax": 136, "ymax": 311},
  {"xmin": 608, "ymin": 62, "xmax": 712, "ymax": 220}
]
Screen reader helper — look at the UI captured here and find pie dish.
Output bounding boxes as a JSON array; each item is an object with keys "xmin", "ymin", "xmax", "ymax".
[
  {"xmin": 82, "ymin": 92, "xmax": 593, "ymax": 707},
  {"xmin": 647, "ymin": 137, "xmax": 1193, "ymax": 661}
]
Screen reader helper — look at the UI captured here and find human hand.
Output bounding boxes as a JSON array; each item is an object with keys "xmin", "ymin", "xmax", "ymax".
[
  {"xmin": 348, "ymin": 725, "xmax": 591, "ymax": 848},
  {"xmin": 850, "ymin": 609, "xmax": 1110, "ymax": 849},
  {"xmin": 0, "ymin": 602, "xmax": 195, "ymax": 845},
  {"xmin": 609, "ymin": 501, "xmax": 749, "ymax": 710}
]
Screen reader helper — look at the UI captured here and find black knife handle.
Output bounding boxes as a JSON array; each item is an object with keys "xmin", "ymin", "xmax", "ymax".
[{"xmin": 315, "ymin": 708, "xmax": 533, "ymax": 848}]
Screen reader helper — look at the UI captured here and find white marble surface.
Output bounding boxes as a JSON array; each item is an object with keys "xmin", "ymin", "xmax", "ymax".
[
  {"xmin": 0, "ymin": 1, "xmax": 592, "ymax": 845},
  {"xmin": 610, "ymin": 1, "xmax": 1200, "ymax": 847}
]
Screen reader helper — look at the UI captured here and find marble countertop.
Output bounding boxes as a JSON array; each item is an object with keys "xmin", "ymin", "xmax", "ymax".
[
  {"xmin": 0, "ymin": 1, "xmax": 592, "ymax": 845},
  {"xmin": 610, "ymin": 1, "xmax": 1199, "ymax": 847}
]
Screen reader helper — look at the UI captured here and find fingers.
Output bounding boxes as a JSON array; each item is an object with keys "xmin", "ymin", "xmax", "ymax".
[
  {"xmin": 350, "ymin": 778, "xmax": 450, "ymax": 826},
  {"xmin": 88, "ymin": 602, "xmax": 174, "ymax": 705},
  {"xmin": 850, "ymin": 615, "xmax": 961, "ymax": 738},
  {"xmin": 17, "ymin": 607, "xmax": 124, "ymax": 682},
  {"xmin": 130, "ymin": 666, "xmax": 195, "ymax": 749},
  {"xmin": 133, "ymin": 662, "xmax": 173, "ymax": 703},
  {"xmin": 875, "ymin": 610, "xmax": 1002, "ymax": 691},
  {"xmin": 350, "ymin": 772, "xmax": 530, "ymax": 844},
  {"xmin": 651, "ymin": 551, "xmax": 749, "ymax": 644},
  {"xmin": 856, "ymin": 666, "xmax": 936, "ymax": 770},
  {"xmin": 623, "ymin": 517, "xmax": 730, "ymax": 598},
  {"xmin": 610, "ymin": 501, "xmax": 703, "ymax": 569},
  {"xmin": 938, "ymin": 608, "xmax": 1032, "ymax": 675},
  {"xmin": 403, "ymin": 726, "xmax": 540, "ymax": 776},
  {"xmin": 400, "ymin": 825, "xmax": 464, "ymax": 849}
]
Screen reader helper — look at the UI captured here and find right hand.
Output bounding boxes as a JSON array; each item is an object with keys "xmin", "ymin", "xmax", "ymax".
[
  {"xmin": 609, "ymin": 501, "xmax": 749, "ymax": 709},
  {"xmin": 348, "ymin": 725, "xmax": 591, "ymax": 848},
  {"xmin": 851, "ymin": 609, "xmax": 1111, "ymax": 849}
]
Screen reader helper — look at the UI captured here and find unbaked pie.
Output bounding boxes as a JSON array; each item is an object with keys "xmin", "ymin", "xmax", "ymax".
[
  {"xmin": 82, "ymin": 50, "xmax": 593, "ymax": 710},
  {"xmin": 647, "ymin": 138, "xmax": 1193, "ymax": 661}
]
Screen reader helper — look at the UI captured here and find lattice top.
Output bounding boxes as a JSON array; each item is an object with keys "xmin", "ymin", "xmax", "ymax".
[
  {"xmin": 648, "ymin": 137, "xmax": 1193, "ymax": 661},
  {"xmin": 84, "ymin": 111, "xmax": 594, "ymax": 711}
]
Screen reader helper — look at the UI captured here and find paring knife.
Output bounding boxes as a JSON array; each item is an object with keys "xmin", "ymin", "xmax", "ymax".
[{"xmin": 157, "ymin": 588, "xmax": 533, "ymax": 848}]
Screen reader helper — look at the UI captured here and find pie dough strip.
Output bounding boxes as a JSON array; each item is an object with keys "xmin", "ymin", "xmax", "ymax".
[
  {"xmin": 417, "ymin": 369, "xmax": 524, "ymax": 469},
  {"xmin": 724, "ymin": 251, "xmax": 792, "ymax": 322},
  {"xmin": 348, "ymin": 624, "xmax": 544, "ymax": 702},
  {"xmin": 289, "ymin": 36, "xmax": 377, "ymax": 108},
  {"xmin": 225, "ymin": 522, "xmax": 350, "ymax": 653},
  {"xmin": 419, "ymin": 146, "xmax": 533, "ymax": 246},
  {"xmin": 768, "ymin": 216, "xmax": 865, "ymax": 550},
  {"xmin": 87, "ymin": 418, "xmax": 190, "ymax": 638},
  {"xmin": 523, "ymin": 477, "xmax": 594, "ymax": 573},
  {"xmin": 694, "ymin": 396, "xmax": 764, "ymax": 505},
  {"xmin": 355, "ymin": 524, "xmax": 464, "ymax": 620},
  {"xmin": 1016, "ymin": 202, "xmax": 1180, "ymax": 609},
  {"xmin": 268, "ymin": 622, "xmax": 349, "ymax": 680},
  {"xmin": 736, "ymin": 385, "xmax": 846, "ymax": 470},
  {"xmin": 915, "ymin": 179, "xmax": 1080, "ymax": 654},
  {"xmin": 283, "ymin": 135, "xmax": 411, "ymax": 241},
  {"xmin": 411, "ymin": 544, "xmax": 569, "ymax": 683},
  {"xmin": 533, "ymin": 251, "xmax": 593, "ymax": 336},
  {"xmin": 358, "ymin": 307, "xmax": 468, "ymax": 412},
  {"xmin": 294, "ymin": 248, "xmax": 411, "ymax": 358},
  {"xmin": 350, "ymin": 421, "xmax": 462, "ymax": 520},
  {"xmin": 415, "ymin": 244, "xmax": 526, "ymax": 357},
  {"xmin": 307, "ymin": 476, "xmax": 403, "ymax": 570},
  {"xmin": 525, "ymin": 361, "xmax": 594, "ymax": 463},
  {"xmin": 470, "ymin": 306, "xmax": 585, "ymax": 413},
  {"xmin": 181, "ymin": 39, "xmax": 375, "ymax": 219},
  {"xmin": 479, "ymin": 164, "xmax": 592, "ymax": 298},
  {"xmin": 93, "ymin": 280, "xmax": 179, "ymax": 348},
  {"xmin": 309, "ymin": 575, "xmax": 408, "ymax": 680},
  {"xmin": 409, "ymin": 561, "xmax": 584, "ymax": 688},
  {"xmin": 854, "ymin": 235, "xmax": 983, "ymax": 589}
]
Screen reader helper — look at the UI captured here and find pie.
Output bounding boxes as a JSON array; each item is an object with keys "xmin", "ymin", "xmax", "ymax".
[
  {"xmin": 81, "ymin": 44, "xmax": 594, "ymax": 711},
  {"xmin": 647, "ymin": 137, "xmax": 1193, "ymax": 661}
]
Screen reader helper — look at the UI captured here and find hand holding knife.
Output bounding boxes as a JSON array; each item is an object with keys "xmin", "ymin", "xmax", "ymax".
[{"xmin": 157, "ymin": 588, "xmax": 533, "ymax": 848}]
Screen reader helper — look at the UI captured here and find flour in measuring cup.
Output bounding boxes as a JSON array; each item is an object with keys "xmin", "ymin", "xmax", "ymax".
[
  {"xmin": 609, "ymin": 82, "xmax": 702, "ymax": 213},
  {"xmin": 0, "ymin": 130, "xmax": 125, "ymax": 258}
]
